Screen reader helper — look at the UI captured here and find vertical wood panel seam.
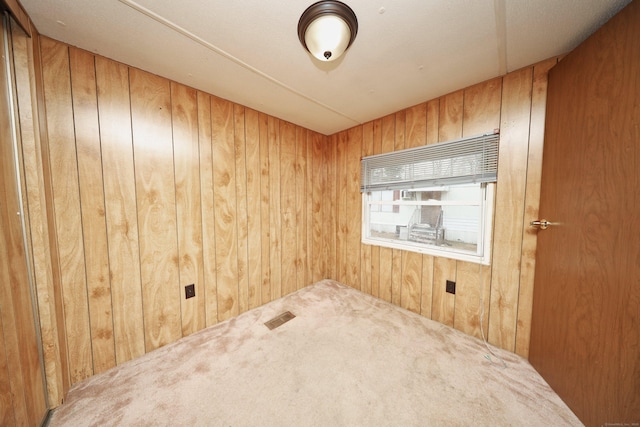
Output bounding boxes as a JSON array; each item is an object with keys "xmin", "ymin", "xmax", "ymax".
[
  {"xmin": 456, "ymin": 90, "xmax": 465, "ymax": 328},
  {"xmin": 512, "ymin": 70, "xmax": 536, "ymax": 351},
  {"xmin": 452, "ymin": 92, "xmax": 469, "ymax": 325},
  {"xmin": 207, "ymin": 94, "xmax": 215, "ymax": 324},
  {"xmin": 92, "ymin": 54, "xmax": 118, "ymax": 365},
  {"xmin": 254, "ymin": 111, "xmax": 262, "ymax": 303},
  {"xmin": 38, "ymin": 36, "xmax": 71, "ymax": 390},
  {"xmin": 300, "ymin": 128, "xmax": 304, "ymax": 288},
  {"xmin": 241, "ymin": 107, "xmax": 251, "ymax": 307},
  {"xmin": 485, "ymin": 76, "xmax": 505, "ymax": 345},
  {"xmin": 505, "ymin": 70, "xmax": 532, "ymax": 351},
  {"xmin": 256, "ymin": 115, "xmax": 262, "ymax": 304},
  {"xmin": 427, "ymin": 100, "xmax": 438, "ymax": 319},
  {"xmin": 168, "ymin": 83, "xmax": 184, "ymax": 339},
  {"xmin": 278, "ymin": 121, "xmax": 284, "ymax": 294},
  {"xmin": 295, "ymin": 127, "xmax": 301, "ymax": 289},
  {"xmin": 69, "ymin": 48, "xmax": 94, "ymax": 372},
  {"xmin": 19, "ymin": 31, "xmax": 62, "ymax": 402},
  {"xmin": 66, "ymin": 44, "xmax": 95, "ymax": 376},
  {"xmin": 126, "ymin": 67, "xmax": 147, "ymax": 352},
  {"xmin": 193, "ymin": 89, "xmax": 204, "ymax": 325},
  {"xmin": 204, "ymin": 94, "xmax": 217, "ymax": 325},
  {"xmin": 431, "ymin": 107, "xmax": 439, "ymax": 319},
  {"xmin": 233, "ymin": 105, "xmax": 242, "ymax": 312}
]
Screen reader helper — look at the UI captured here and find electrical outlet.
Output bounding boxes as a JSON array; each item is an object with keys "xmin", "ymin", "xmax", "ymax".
[
  {"xmin": 185, "ymin": 284, "xmax": 195, "ymax": 299},
  {"xmin": 446, "ymin": 280, "xmax": 456, "ymax": 295}
]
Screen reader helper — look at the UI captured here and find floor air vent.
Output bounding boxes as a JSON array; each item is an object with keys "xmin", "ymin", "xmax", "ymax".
[{"xmin": 264, "ymin": 311, "xmax": 295, "ymax": 330}]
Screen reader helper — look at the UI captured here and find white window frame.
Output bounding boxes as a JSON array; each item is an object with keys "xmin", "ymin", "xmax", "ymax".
[{"xmin": 360, "ymin": 132, "xmax": 499, "ymax": 265}]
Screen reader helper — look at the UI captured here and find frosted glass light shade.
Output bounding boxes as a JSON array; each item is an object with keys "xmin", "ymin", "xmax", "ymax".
[
  {"xmin": 298, "ymin": 1, "xmax": 358, "ymax": 62},
  {"xmin": 304, "ymin": 15, "xmax": 351, "ymax": 61}
]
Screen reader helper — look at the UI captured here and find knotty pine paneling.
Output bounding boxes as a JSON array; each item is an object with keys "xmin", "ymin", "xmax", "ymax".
[
  {"xmin": 332, "ymin": 62, "xmax": 555, "ymax": 354},
  {"xmin": 38, "ymin": 38, "xmax": 326, "ymax": 387}
]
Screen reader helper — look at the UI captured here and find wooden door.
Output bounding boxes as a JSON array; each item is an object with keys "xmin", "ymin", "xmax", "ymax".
[
  {"xmin": 529, "ymin": 2, "xmax": 640, "ymax": 427},
  {"xmin": 0, "ymin": 14, "xmax": 48, "ymax": 426}
]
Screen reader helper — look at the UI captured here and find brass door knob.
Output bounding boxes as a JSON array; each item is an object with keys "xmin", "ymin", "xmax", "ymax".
[{"xmin": 530, "ymin": 219, "xmax": 553, "ymax": 230}]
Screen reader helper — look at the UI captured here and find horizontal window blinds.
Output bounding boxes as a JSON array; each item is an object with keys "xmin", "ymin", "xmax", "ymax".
[{"xmin": 360, "ymin": 131, "xmax": 499, "ymax": 192}]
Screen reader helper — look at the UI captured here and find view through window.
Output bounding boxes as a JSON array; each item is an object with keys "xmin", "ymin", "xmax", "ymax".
[
  {"xmin": 363, "ymin": 183, "xmax": 493, "ymax": 263},
  {"xmin": 360, "ymin": 132, "xmax": 499, "ymax": 264}
]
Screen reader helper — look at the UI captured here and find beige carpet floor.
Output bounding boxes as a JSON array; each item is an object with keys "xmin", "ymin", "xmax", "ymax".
[{"xmin": 48, "ymin": 280, "xmax": 583, "ymax": 426}]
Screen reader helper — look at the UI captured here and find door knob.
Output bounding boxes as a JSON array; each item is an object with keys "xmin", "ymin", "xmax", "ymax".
[{"xmin": 530, "ymin": 219, "xmax": 553, "ymax": 230}]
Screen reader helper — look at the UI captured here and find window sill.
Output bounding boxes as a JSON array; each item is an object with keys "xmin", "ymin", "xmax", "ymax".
[{"xmin": 361, "ymin": 236, "xmax": 491, "ymax": 266}]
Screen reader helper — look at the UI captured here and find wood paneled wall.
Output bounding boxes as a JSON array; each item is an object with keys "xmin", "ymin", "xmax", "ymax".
[
  {"xmin": 36, "ymin": 35, "xmax": 558, "ymax": 397},
  {"xmin": 325, "ymin": 58, "xmax": 558, "ymax": 355},
  {"xmin": 0, "ymin": 17, "xmax": 50, "ymax": 425},
  {"xmin": 0, "ymin": 17, "xmax": 70, "ymax": 412},
  {"xmin": 29, "ymin": 30, "xmax": 70, "ymax": 408},
  {"xmin": 38, "ymin": 37, "xmax": 326, "ymax": 387}
]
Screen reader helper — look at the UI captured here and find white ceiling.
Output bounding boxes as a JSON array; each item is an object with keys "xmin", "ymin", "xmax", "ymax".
[{"xmin": 21, "ymin": 0, "xmax": 631, "ymax": 135}]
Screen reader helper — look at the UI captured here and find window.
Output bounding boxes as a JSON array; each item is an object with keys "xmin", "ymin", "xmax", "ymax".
[{"xmin": 361, "ymin": 132, "xmax": 499, "ymax": 265}]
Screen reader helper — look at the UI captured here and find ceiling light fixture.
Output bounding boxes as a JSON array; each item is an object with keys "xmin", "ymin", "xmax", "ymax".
[{"xmin": 298, "ymin": 0, "xmax": 358, "ymax": 62}]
